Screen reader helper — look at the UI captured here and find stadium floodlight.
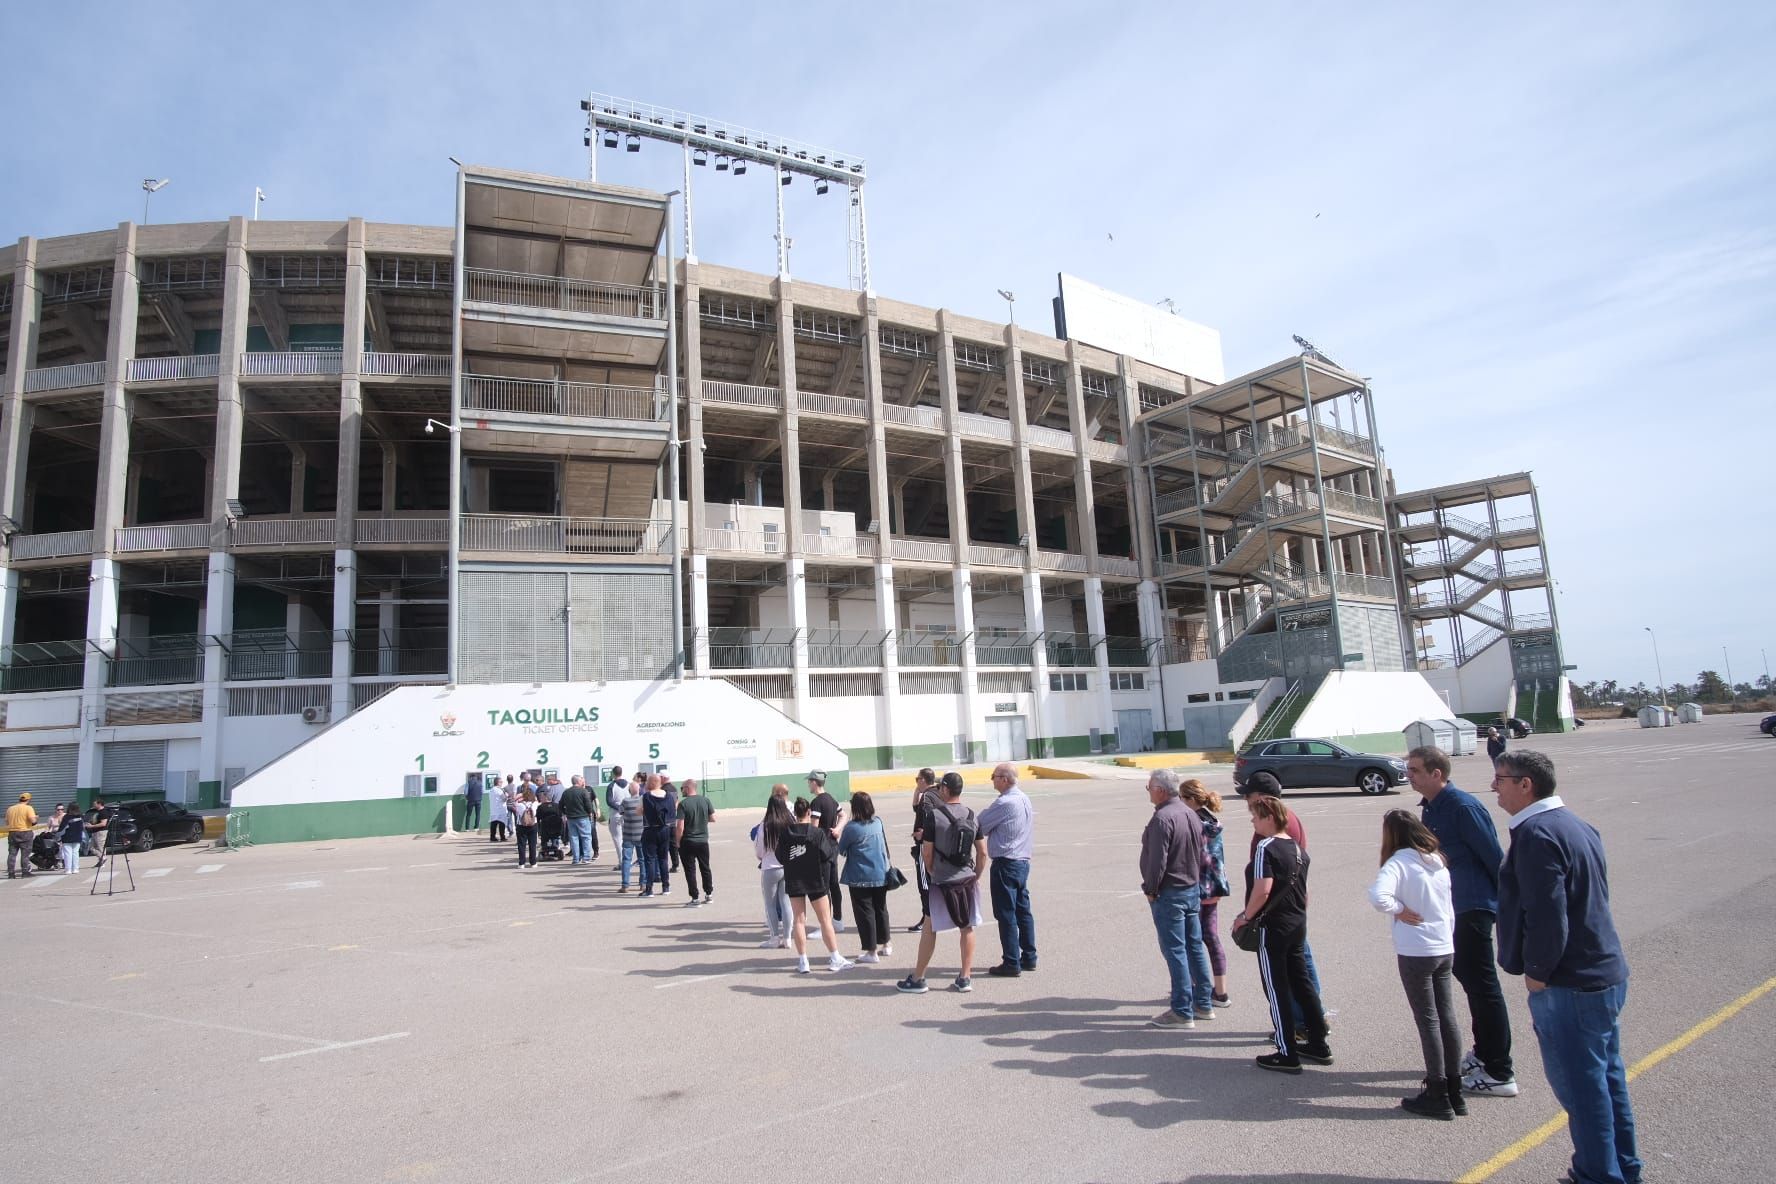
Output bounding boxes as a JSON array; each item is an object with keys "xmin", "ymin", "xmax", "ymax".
[
  {"xmin": 693, "ymin": 148, "xmax": 707, "ymax": 167},
  {"xmin": 781, "ymin": 172, "xmax": 792, "ymax": 186},
  {"xmin": 732, "ymin": 159, "xmax": 746, "ymax": 176},
  {"xmin": 603, "ymin": 130, "xmax": 619, "ymax": 148},
  {"xmin": 815, "ymin": 179, "xmax": 829, "ymax": 195},
  {"xmin": 715, "ymin": 155, "xmax": 729, "ymax": 172},
  {"xmin": 625, "ymin": 134, "xmax": 641, "ymax": 152},
  {"xmin": 141, "ymin": 178, "xmax": 170, "ymax": 224}
]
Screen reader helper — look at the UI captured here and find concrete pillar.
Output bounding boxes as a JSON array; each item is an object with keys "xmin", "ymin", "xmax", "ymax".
[
  {"xmin": 335, "ymin": 217, "xmax": 367, "ymax": 542},
  {"xmin": 0, "ymin": 239, "xmax": 39, "ymax": 647},
  {"xmin": 774, "ymin": 282, "xmax": 810, "ymax": 716},
  {"xmin": 689, "ymin": 553, "xmax": 710, "ymax": 676},
  {"xmin": 198, "ymin": 552, "xmax": 236, "ymax": 782},
  {"xmin": 934, "ymin": 312, "xmax": 978, "ymax": 756},
  {"xmin": 683, "ymin": 265, "xmax": 706, "ymax": 547},
  {"xmin": 1023, "ymin": 570, "xmax": 1051, "ymax": 755},
  {"xmin": 820, "ymin": 472, "xmax": 836, "ymax": 512},
  {"xmin": 377, "ymin": 587, "xmax": 397, "ymax": 675},
  {"xmin": 209, "ymin": 217, "xmax": 252, "ymax": 548},
  {"xmin": 288, "ymin": 445, "xmax": 307, "ymax": 512},
  {"xmin": 743, "ymin": 465, "xmax": 762, "ymax": 506},
  {"xmin": 381, "ymin": 443, "xmax": 398, "ymax": 512},
  {"xmin": 1085, "ymin": 576, "xmax": 1116, "ymax": 747},
  {"xmin": 1118, "ymin": 356, "xmax": 1158, "ymax": 579},
  {"xmin": 1064, "ymin": 342, "xmax": 1100, "ymax": 566},
  {"xmin": 890, "ymin": 479, "xmax": 907, "ymax": 534},
  {"xmin": 330, "ymin": 549, "xmax": 354, "ymax": 722},
  {"xmin": 860, "ymin": 296, "xmax": 899, "ymax": 759}
]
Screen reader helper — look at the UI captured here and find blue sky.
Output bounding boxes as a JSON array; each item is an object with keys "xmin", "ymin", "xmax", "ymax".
[{"xmin": 3, "ymin": 1, "xmax": 1771, "ymax": 690}]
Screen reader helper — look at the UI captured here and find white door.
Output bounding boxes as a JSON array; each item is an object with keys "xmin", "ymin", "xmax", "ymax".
[
  {"xmin": 986, "ymin": 716, "xmax": 1028, "ymax": 762},
  {"xmin": 1116, "ymin": 709, "xmax": 1155, "ymax": 754}
]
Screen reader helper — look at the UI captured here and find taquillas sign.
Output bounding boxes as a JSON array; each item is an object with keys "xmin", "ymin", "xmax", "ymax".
[{"xmin": 484, "ymin": 706, "xmax": 602, "ymax": 727}]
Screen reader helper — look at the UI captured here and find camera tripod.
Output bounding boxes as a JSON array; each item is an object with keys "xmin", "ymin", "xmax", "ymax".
[{"xmin": 89, "ymin": 841, "xmax": 135, "ymax": 896}]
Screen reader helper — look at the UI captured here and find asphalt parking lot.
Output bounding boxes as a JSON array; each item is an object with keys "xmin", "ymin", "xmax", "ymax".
[{"xmin": 4, "ymin": 712, "xmax": 1771, "ymax": 1183}]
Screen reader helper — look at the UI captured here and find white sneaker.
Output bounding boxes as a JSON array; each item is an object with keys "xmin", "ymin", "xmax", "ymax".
[
  {"xmin": 1462, "ymin": 1068, "xmax": 1519, "ymax": 1097},
  {"xmin": 856, "ymin": 952, "xmax": 879, "ymax": 964},
  {"xmin": 835, "ymin": 920, "xmax": 847, "ymax": 932},
  {"xmin": 757, "ymin": 938, "xmax": 781, "ymax": 949},
  {"xmin": 827, "ymin": 954, "xmax": 854, "ymax": 972},
  {"xmin": 1460, "ymin": 1048, "xmax": 1483, "ymax": 1075},
  {"xmin": 878, "ymin": 945, "xmax": 892, "ymax": 958},
  {"xmin": 795, "ymin": 957, "xmax": 811, "ymax": 974}
]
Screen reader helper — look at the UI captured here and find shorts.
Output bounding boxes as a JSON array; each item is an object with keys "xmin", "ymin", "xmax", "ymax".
[
  {"xmin": 929, "ymin": 875, "xmax": 982, "ymax": 933},
  {"xmin": 785, "ymin": 876, "xmax": 828, "ymax": 901}
]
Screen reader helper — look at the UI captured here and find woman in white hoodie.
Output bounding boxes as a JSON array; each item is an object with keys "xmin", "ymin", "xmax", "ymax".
[{"xmin": 1368, "ymin": 808, "xmax": 1465, "ymax": 1121}]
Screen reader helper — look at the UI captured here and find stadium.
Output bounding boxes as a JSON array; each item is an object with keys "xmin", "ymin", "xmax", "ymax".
[{"xmin": 0, "ymin": 98, "xmax": 1571, "ymax": 836}]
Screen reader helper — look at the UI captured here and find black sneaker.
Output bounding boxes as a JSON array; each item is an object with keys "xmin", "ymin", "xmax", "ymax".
[
  {"xmin": 895, "ymin": 975, "xmax": 929, "ymax": 994},
  {"xmin": 986, "ymin": 963, "xmax": 1021, "ymax": 978},
  {"xmin": 1020, "ymin": 960, "xmax": 1038, "ymax": 972},
  {"xmin": 1256, "ymin": 1053, "xmax": 1302, "ymax": 1074},
  {"xmin": 906, "ymin": 920, "xmax": 925, "ymax": 932},
  {"xmin": 951, "ymin": 976, "xmax": 973, "ymax": 993},
  {"xmin": 1297, "ymin": 1042, "xmax": 1334, "ymax": 1065}
]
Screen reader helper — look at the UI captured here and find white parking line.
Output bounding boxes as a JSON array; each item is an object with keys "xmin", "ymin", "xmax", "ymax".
[
  {"xmin": 195, "ymin": 864, "xmax": 223, "ymax": 874},
  {"xmin": 142, "ymin": 868, "xmax": 173, "ymax": 878},
  {"xmin": 654, "ymin": 971, "xmax": 736, "ymax": 990},
  {"xmin": 258, "ymin": 1031, "xmax": 411, "ymax": 1063},
  {"xmin": 345, "ymin": 866, "xmax": 389, "ymax": 873}
]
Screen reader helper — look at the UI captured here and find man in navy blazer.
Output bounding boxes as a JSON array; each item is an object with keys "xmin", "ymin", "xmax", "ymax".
[{"xmin": 1492, "ymin": 749, "xmax": 1640, "ymax": 1184}]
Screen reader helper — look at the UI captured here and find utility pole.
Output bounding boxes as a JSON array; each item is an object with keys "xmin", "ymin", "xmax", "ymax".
[
  {"xmin": 1723, "ymin": 646, "xmax": 1734, "ymax": 702},
  {"xmin": 1644, "ymin": 626, "xmax": 1667, "ymax": 708}
]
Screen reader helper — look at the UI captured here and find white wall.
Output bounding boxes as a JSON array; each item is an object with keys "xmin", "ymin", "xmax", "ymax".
[
  {"xmin": 1418, "ymin": 634, "xmax": 1514, "ymax": 717},
  {"xmin": 1292, "ymin": 671, "xmax": 1456, "ymax": 749},
  {"xmin": 1, "ymin": 693, "xmax": 80, "ymax": 729},
  {"xmin": 231, "ymin": 680, "xmax": 851, "ymax": 807},
  {"xmin": 222, "ymin": 715, "xmax": 319, "ymax": 780}
]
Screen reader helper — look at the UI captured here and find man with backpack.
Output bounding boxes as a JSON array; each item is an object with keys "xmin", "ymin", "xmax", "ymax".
[
  {"xmin": 897, "ymin": 772, "xmax": 987, "ymax": 994},
  {"xmin": 605, "ymin": 767, "xmax": 630, "ymax": 866}
]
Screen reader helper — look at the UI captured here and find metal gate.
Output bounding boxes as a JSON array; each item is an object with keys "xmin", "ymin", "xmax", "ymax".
[
  {"xmin": 0, "ymin": 744, "xmax": 79, "ymax": 797},
  {"xmin": 1116, "ymin": 708, "xmax": 1155, "ymax": 755},
  {"xmin": 986, "ymin": 715, "xmax": 1028, "ymax": 763},
  {"xmin": 102, "ymin": 740, "xmax": 169, "ymax": 795}
]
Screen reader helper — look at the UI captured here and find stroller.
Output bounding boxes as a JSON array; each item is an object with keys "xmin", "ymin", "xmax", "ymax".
[
  {"xmin": 535, "ymin": 803, "xmax": 568, "ymax": 862},
  {"xmin": 30, "ymin": 830, "xmax": 68, "ymax": 872}
]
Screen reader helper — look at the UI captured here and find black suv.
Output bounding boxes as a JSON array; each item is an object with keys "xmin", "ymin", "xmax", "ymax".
[
  {"xmin": 1234, "ymin": 738, "xmax": 1408, "ymax": 796},
  {"xmin": 1761, "ymin": 714, "xmax": 1776, "ymax": 737},
  {"xmin": 115, "ymin": 800, "xmax": 207, "ymax": 850},
  {"xmin": 1481, "ymin": 717, "xmax": 1533, "ymax": 739}
]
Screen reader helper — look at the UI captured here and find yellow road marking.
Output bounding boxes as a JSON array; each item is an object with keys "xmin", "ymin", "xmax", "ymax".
[
  {"xmin": 1457, "ymin": 974, "xmax": 1776, "ymax": 1182},
  {"xmin": 509, "ymin": 920, "xmax": 532, "ymax": 927}
]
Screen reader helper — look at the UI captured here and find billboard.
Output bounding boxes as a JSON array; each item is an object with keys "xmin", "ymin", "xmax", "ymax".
[{"xmin": 1053, "ymin": 273, "xmax": 1225, "ymax": 385}]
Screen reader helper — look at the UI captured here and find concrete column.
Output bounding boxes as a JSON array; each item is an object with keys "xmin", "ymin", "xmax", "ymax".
[
  {"xmin": 198, "ymin": 551, "xmax": 235, "ymax": 782},
  {"xmin": 330, "ymin": 549, "xmax": 354, "ymax": 721},
  {"xmin": 820, "ymin": 472, "xmax": 836, "ymax": 512},
  {"xmin": 1085, "ymin": 576, "xmax": 1116, "ymax": 747},
  {"xmin": 1022, "ymin": 570, "xmax": 1051, "ymax": 755},
  {"xmin": 1118, "ymin": 356, "xmax": 1158, "ymax": 579},
  {"xmin": 683, "ymin": 265, "xmax": 706, "ymax": 547},
  {"xmin": 288, "ymin": 445, "xmax": 308, "ymax": 512},
  {"xmin": 861, "ymin": 296, "xmax": 899, "ymax": 757},
  {"xmin": 773, "ymin": 282, "xmax": 810, "ymax": 714},
  {"xmin": 335, "ymin": 217, "xmax": 367, "ymax": 542},
  {"xmin": 209, "ymin": 217, "xmax": 251, "ymax": 547},
  {"xmin": 1063, "ymin": 342, "xmax": 1101, "ymax": 566},
  {"xmin": 689, "ymin": 553, "xmax": 710, "ymax": 676},
  {"xmin": 377, "ymin": 588, "xmax": 397, "ymax": 675},
  {"xmin": 890, "ymin": 479, "xmax": 907, "ymax": 534},
  {"xmin": 381, "ymin": 443, "xmax": 398, "ymax": 512},
  {"xmin": 0, "ymin": 240, "xmax": 39, "ymax": 646},
  {"xmin": 91, "ymin": 224, "xmax": 138, "ymax": 552},
  {"xmin": 1003, "ymin": 325, "xmax": 1038, "ymax": 563}
]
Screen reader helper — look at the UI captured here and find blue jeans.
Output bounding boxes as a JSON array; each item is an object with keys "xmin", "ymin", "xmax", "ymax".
[
  {"xmin": 620, "ymin": 840, "xmax": 639, "ymax": 888},
  {"xmin": 640, "ymin": 830, "xmax": 670, "ymax": 890},
  {"xmin": 567, "ymin": 816, "xmax": 592, "ymax": 863},
  {"xmin": 1528, "ymin": 982, "xmax": 1641, "ymax": 1184},
  {"xmin": 1149, "ymin": 884, "xmax": 1214, "ymax": 1016},
  {"xmin": 988, "ymin": 858, "xmax": 1037, "ymax": 968}
]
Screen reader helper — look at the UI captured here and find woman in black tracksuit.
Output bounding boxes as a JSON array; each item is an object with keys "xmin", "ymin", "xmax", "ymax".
[{"xmin": 1233, "ymin": 793, "xmax": 1331, "ymax": 1074}]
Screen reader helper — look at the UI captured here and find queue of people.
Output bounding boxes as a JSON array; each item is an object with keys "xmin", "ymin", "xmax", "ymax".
[{"xmin": 6, "ymin": 792, "xmax": 119, "ymax": 878}]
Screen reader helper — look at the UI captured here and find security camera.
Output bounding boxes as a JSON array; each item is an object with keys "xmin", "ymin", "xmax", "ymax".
[{"xmin": 425, "ymin": 421, "xmax": 435, "ymax": 434}]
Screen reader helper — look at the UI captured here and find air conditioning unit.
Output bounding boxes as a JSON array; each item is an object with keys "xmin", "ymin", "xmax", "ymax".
[{"xmin": 301, "ymin": 705, "xmax": 330, "ymax": 726}]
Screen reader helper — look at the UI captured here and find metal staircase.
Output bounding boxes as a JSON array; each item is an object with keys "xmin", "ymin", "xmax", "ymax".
[{"xmin": 1242, "ymin": 674, "xmax": 1325, "ymax": 747}]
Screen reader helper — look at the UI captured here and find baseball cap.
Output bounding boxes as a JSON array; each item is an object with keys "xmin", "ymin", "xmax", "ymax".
[
  {"xmin": 940, "ymin": 772, "xmax": 964, "ymax": 793},
  {"xmin": 806, "ymin": 770, "xmax": 827, "ymax": 785},
  {"xmin": 18, "ymin": 791, "xmax": 30, "ymax": 802}
]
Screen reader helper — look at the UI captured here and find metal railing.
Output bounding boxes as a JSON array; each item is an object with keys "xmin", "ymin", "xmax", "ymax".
[
  {"xmin": 223, "ymin": 629, "xmax": 333, "ymax": 681},
  {"xmin": 24, "ymin": 361, "xmax": 109, "ymax": 393},
  {"xmin": 1045, "ymin": 631, "xmax": 1097, "ymax": 668},
  {"xmin": 354, "ymin": 516, "xmax": 449, "ymax": 545},
  {"xmin": 955, "ymin": 411, "xmax": 1013, "ymax": 442},
  {"xmin": 879, "ymin": 403, "xmax": 944, "ymax": 431},
  {"xmin": 1024, "ymin": 424, "xmax": 1075, "ymax": 451},
  {"xmin": 0, "ymin": 639, "xmax": 86, "ymax": 692},
  {"xmin": 702, "ymin": 380, "xmax": 782, "ymax": 408},
  {"xmin": 706, "ymin": 628, "xmax": 795, "ymax": 670},
  {"xmin": 799, "ymin": 533, "xmax": 875, "ymax": 560},
  {"xmin": 460, "ymin": 515, "xmax": 672, "ymax": 556},
  {"xmin": 1082, "ymin": 439, "xmax": 1127, "ymax": 464},
  {"xmin": 9, "ymin": 529, "xmax": 93, "ymax": 561},
  {"xmin": 1159, "ymin": 546, "xmax": 1208, "ymax": 573},
  {"xmin": 700, "ymin": 527, "xmax": 784, "ymax": 556},
  {"xmin": 115, "ymin": 522, "xmax": 210, "ymax": 552},
  {"xmin": 1098, "ymin": 556, "xmax": 1141, "ymax": 578},
  {"xmin": 797, "ymin": 391, "xmax": 866, "ymax": 419},
  {"xmin": 1034, "ymin": 549, "xmax": 1089, "ymax": 574},
  {"xmin": 107, "ymin": 634, "xmax": 204, "ymax": 687},
  {"xmin": 240, "ymin": 352, "xmax": 344, "ymax": 377},
  {"xmin": 974, "ymin": 632, "xmax": 1037, "ymax": 666},
  {"xmin": 1304, "ymin": 421, "xmax": 1377, "ymax": 457},
  {"xmin": 230, "ymin": 517, "xmax": 337, "ymax": 548},
  {"xmin": 1494, "ymin": 514, "xmax": 1539, "ymax": 536},
  {"xmin": 462, "ymin": 375, "xmax": 665, "ymax": 422},
  {"xmin": 967, "ymin": 543, "xmax": 1024, "ymax": 569},
  {"xmin": 1319, "ymin": 487, "xmax": 1385, "ymax": 521},
  {"xmin": 897, "ymin": 630, "xmax": 962, "ymax": 667},
  {"xmin": 1154, "ymin": 488, "xmax": 1200, "ymax": 517},
  {"xmin": 126, "ymin": 354, "xmax": 220, "ymax": 383},
  {"xmin": 352, "ymin": 630, "xmax": 447, "ymax": 677},
  {"xmin": 1271, "ymin": 571, "xmax": 1397, "ymax": 602},
  {"xmin": 1105, "ymin": 636, "xmax": 1152, "ymax": 667},
  {"xmin": 890, "ymin": 536, "xmax": 953, "ymax": 563},
  {"xmin": 808, "ymin": 630, "xmax": 884, "ymax": 668},
  {"xmin": 463, "ymin": 267, "xmax": 664, "ymax": 320},
  {"xmin": 362, "ymin": 352, "xmax": 450, "ymax": 378}
]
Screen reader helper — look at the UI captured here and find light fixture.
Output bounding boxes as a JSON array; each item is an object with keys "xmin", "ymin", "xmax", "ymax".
[
  {"xmin": 603, "ymin": 130, "xmax": 618, "ymax": 148},
  {"xmin": 732, "ymin": 159, "xmax": 746, "ymax": 176},
  {"xmin": 423, "ymin": 418, "xmax": 460, "ymax": 435},
  {"xmin": 715, "ymin": 155, "xmax": 729, "ymax": 171},
  {"xmin": 815, "ymin": 179, "xmax": 829, "ymax": 195},
  {"xmin": 693, "ymin": 148, "xmax": 707, "ymax": 166},
  {"xmin": 781, "ymin": 172, "xmax": 792, "ymax": 187},
  {"xmin": 224, "ymin": 499, "xmax": 247, "ymax": 523},
  {"xmin": 626, "ymin": 134, "xmax": 641, "ymax": 152}
]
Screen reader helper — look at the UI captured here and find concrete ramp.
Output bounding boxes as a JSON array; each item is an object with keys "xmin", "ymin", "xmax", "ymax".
[{"xmin": 229, "ymin": 680, "xmax": 848, "ymax": 843}]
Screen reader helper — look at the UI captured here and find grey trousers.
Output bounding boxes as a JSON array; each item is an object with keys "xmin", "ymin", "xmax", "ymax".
[{"xmin": 1398, "ymin": 953, "xmax": 1464, "ymax": 1080}]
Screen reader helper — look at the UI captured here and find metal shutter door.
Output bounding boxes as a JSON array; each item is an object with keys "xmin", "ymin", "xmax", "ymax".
[
  {"xmin": 102, "ymin": 741, "xmax": 169, "ymax": 793},
  {"xmin": 0, "ymin": 744, "xmax": 80, "ymax": 796}
]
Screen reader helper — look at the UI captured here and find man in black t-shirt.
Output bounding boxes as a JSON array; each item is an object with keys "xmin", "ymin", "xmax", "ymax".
[
  {"xmin": 86, "ymin": 798, "xmax": 113, "ymax": 866},
  {"xmin": 807, "ymin": 771, "xmax": 844, "ymax": 928}
]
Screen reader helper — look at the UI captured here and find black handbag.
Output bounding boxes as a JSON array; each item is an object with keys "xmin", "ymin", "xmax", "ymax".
[
  {"xmin": 883, "ymin": 865, "xmax": 908, "ymax": 891},
  {"xmin": 1232, "ymin": 919, "xmax": 1261, "ymax": 953}
]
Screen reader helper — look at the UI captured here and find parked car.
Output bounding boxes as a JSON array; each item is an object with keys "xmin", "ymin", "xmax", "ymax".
[
  {"xmin": 1233, "ymin": 738, "xmax": 1408, "ymax": 796},
  {"xmin": 1481, "ymin": 717, "xmax": 1533, "ymax": 739},
  {"xmin": 1761, "ymin": 714, "xmax": 1776, "ymax": 737},
  {"xmin": 115, "ymin": 800, "xmax": 206, "ymax": 851}
]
